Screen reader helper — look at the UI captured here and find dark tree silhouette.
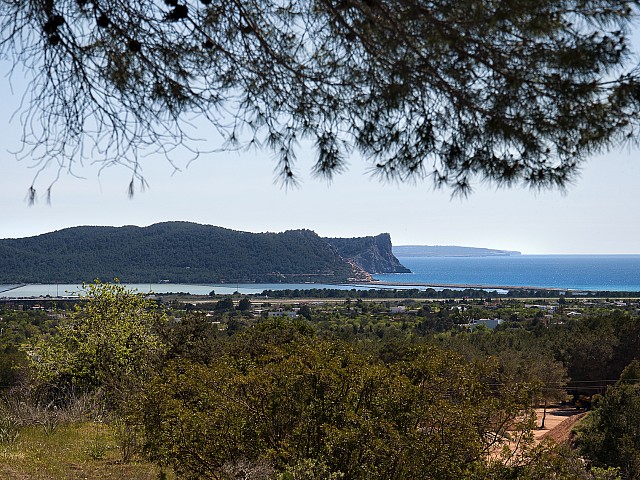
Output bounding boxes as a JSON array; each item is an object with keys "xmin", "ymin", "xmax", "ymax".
[{"xmin": 1, "ymin": 0, "xmax": 639, "ymax": 198}]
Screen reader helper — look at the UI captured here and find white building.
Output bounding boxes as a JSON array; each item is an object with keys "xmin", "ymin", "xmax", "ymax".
[{"xmin": 469, "ymin": 318, "xmax": 503, "ymax": 330}]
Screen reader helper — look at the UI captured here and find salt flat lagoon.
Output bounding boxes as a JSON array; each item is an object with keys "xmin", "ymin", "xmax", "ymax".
[
  {"xmin": 2, "ymin": 255, "xmax": 640, "ymax": 297},
  {"xmin": 0, "ymin": 282, "xmax": 379, "ymax": 298}
]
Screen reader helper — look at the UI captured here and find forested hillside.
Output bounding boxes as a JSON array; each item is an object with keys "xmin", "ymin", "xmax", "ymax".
[{"xmin": 0, "ymin": 223, "xmax": 368, "ymax": 283}]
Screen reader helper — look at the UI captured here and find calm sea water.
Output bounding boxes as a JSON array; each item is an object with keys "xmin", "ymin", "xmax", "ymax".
[
  {"xmin": 2, "ymin": 255, "xmax": 640, "ymax": 296},
  {"xmin": 375, "ymin": 255, "xmax": 640, "ymax": 292}
]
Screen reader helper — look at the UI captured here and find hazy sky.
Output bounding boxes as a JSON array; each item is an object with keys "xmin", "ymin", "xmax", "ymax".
[{"xmin": 2, "ymin": 35, "xmax": 640, "ymax": 255}]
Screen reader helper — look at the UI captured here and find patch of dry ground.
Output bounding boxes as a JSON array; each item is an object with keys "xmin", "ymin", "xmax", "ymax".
[
  {"xmin": 534, "ymin": 407, "xmax": 588, "ymax": 445},
  {"xmin": 490, "ymin": 407, "xmax": 588, "ymax": 463}
]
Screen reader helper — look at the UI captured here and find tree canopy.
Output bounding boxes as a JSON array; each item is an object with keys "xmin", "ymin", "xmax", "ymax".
[
  {"xmin": 139, "ymin": 325, "xmax": 538, "ymax": 479},
  {"xmin": 1, "ymin": 0, "xmax": 640, "ymax": 196},
  {"xmin": 25, "ymin": 281, "xmax": 167, "ymax": 408},
  {"xmin": 576, "ymin": 361, "xmax": 640, "ymax": 479}
]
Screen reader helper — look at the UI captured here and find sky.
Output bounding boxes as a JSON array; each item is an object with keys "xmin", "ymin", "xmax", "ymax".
[{"xmin": 1, "ymin": 35, "xmax": 640, "ymax": 255}]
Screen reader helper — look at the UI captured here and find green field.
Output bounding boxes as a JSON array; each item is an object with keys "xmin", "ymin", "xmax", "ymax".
[{"xmin": 0, "ymin": 422, "xmax": 173, "ymax": 480}]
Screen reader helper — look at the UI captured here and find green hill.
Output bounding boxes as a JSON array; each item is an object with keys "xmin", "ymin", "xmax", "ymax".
[{"xmin": 0, "ymin": 223, "xmax": 363, "ymax": 284}]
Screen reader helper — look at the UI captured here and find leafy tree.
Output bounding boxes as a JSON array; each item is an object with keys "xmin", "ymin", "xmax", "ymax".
[
  {"xmin": 299, "ymin": 304, "xmax": 312, "ymax": 321},
  {"xmin": 159, "ymin": 312, "xmax": 219, "ymax": 363},
  {"xmin": 557, "ymin": 319, "xmax": 619, "ymax": 384},
  {"xmin": 214, "ymin": 297, "xmax": 235, "ymax": 311},
  {"xmin": 1, "ymin": 0, "xmax": 639, "ymax": 196},
  {"xmin": 491, "ymin": 442, "xmax": 622, "ymax": 480},
  {"xmin": 617, "ymin": 360, "xmax": 640, "ymax": 385},
  {"xmin": 0, "ymin": 351, "xmax": 27, "ymax": 387},
  {"xmin": 576, "ymin": 361, "xmax": 640, "ymax": 479},
  {"xmin": 237, "ymin": 297, "xmax": 252, "ymax": 312},
  {"xmin": 25, "ymin": 281, "xmax": 167, "ymax": 409},
  {"xmin": 497, "ymin": 349, "xmax": 570, "ymax": 428}
]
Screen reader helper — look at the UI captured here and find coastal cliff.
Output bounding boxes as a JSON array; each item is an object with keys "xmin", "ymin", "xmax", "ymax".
[{"xmin": 324, "ymin": 234, "xmax": 411, "ymax": 274}]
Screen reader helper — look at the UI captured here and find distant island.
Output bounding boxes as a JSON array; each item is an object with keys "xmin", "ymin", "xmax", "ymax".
[
  {"xmin": 393, "ymin": 245, "xmax": 521, "ymax": 257},
  {"xmin": 0, "ymin": 222, "xmax": 408, "ymax": 284}
]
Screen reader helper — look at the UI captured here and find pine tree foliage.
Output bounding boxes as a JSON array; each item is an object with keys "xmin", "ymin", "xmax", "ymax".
[{"xmin": 1, "ymin": 0, "xmax": 640, "ymax": 195}]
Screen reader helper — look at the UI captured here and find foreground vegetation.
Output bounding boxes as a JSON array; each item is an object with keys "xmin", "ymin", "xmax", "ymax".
[
  {"xmin": 1, "ymin": 283, "xmax": 639, "ymax": 479},
  {"xmin": 0, "ymin": 421, "xmax": 172, "ymax": 480}
]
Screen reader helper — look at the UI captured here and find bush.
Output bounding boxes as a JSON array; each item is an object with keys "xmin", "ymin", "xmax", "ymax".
[
  {"xmin": 137, "ymin": 325, "xmax": 536, "ymax": 479},
  {"xmin": 576, "ymin": 361, "xmax": 640, "ymax": 479}
]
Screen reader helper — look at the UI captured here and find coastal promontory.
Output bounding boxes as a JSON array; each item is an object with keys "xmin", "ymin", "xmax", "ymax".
[{"xmin": 325, "ymin": 234, "xmax": 411, "ymax": 274}]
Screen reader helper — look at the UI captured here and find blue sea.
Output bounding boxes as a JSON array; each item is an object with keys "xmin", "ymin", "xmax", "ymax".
[
  {"xmin": 2, "ymin": 255, "xmax": 640, "ymax": 296},
  {"xmin": 375, "ymin": 255, "xmax": 640, "ymax": 292}
]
